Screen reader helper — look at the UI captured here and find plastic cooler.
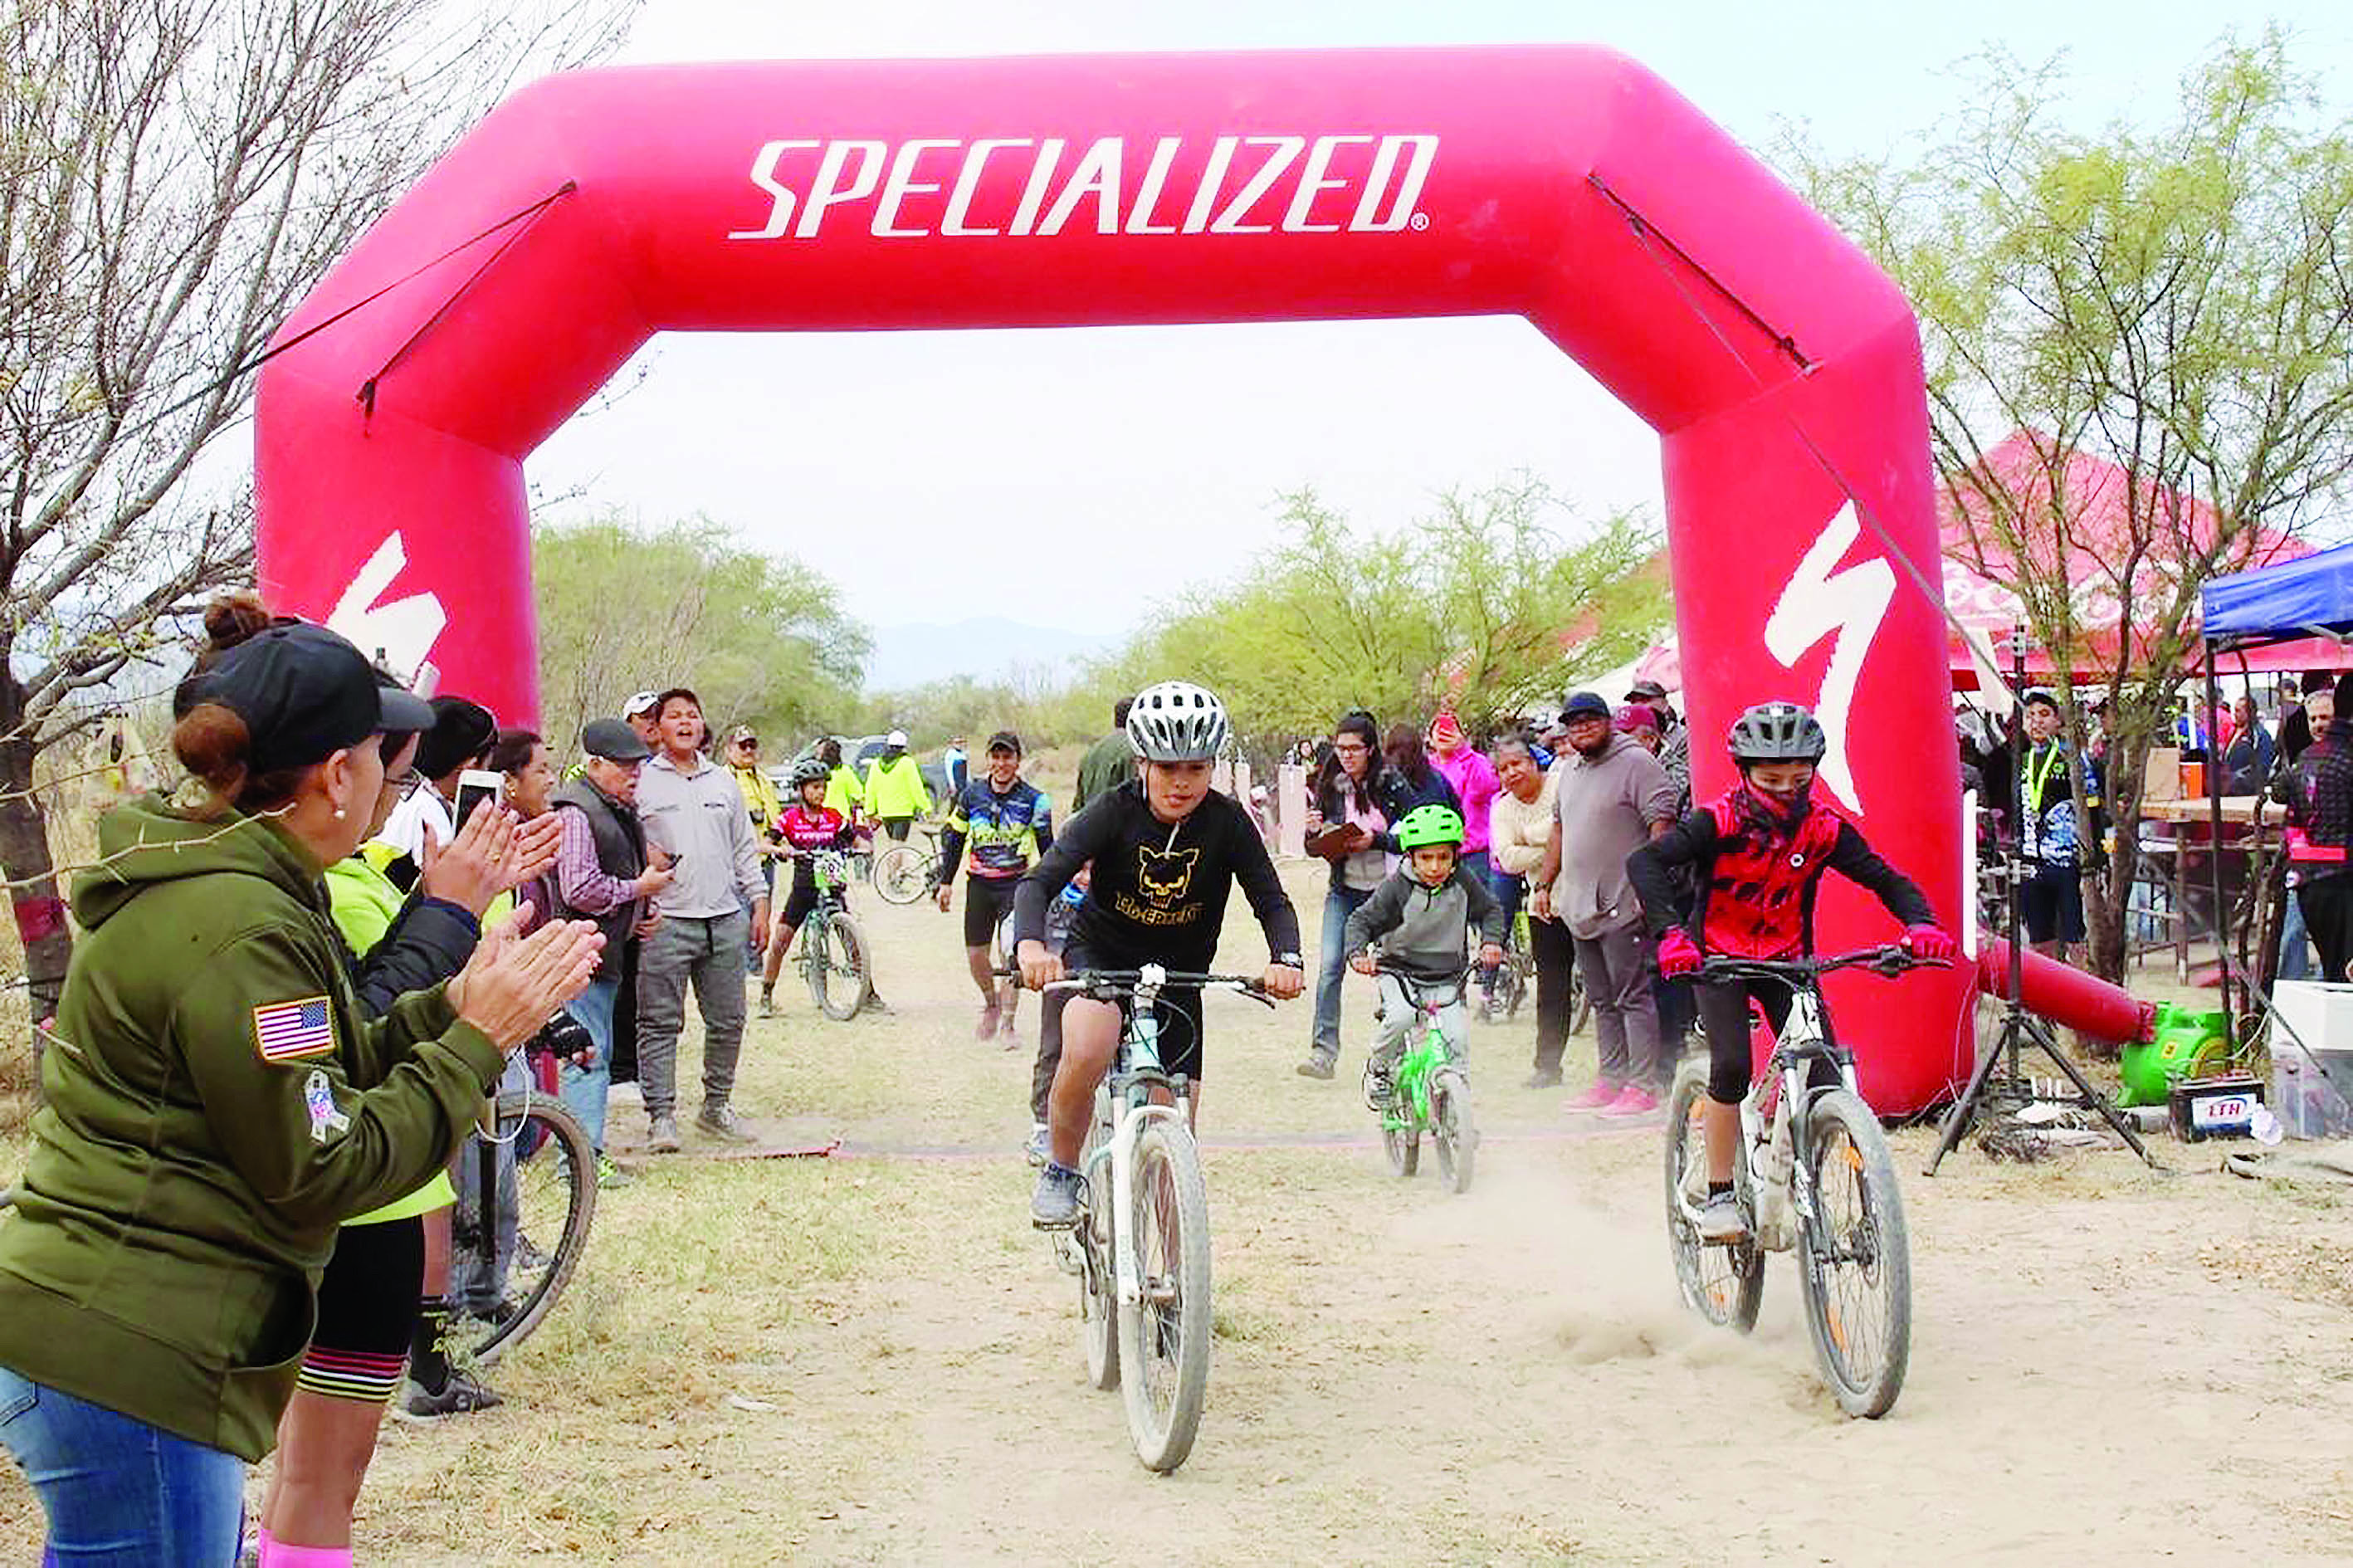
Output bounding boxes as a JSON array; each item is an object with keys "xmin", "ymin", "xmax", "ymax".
[{"xmin": 2267, "ymin": 982, "xmax": 2353, "ymax": 1139}]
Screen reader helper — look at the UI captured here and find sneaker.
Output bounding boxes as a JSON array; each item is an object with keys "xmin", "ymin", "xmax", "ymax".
[
  {"xmin": 595, "ymin": 1153, "xmax": 633, "ymax": 1189},
  {"xmin": 647, "ymin": 1114, "xmax": 682, "ymax": 1154},
  {"xmin": 393, "ymin": 1369, "xmax": 503, "ymax": 1424},
  {"xmin": 1296, "ymin": 1048, "xmax": 1338, "ymax": 1081},
  {"xmin": 1598, "ymin": 1083, "xmax": 1662, "ymax": 1120},
  {"xmin": 1023, "ymin": 1123, "xmax": 1052, "ymax": 1167},
  {"xmin": 1697, "ymin": 1190, "xmax": 1750, "ymax": 1244},
  {"xmin": 860, "ymin": 993, "xmax": 893, "ymax": 1016},
  {"xmin": 1362, "ymin": 1059, "xmax": 1396, "ymax": 1111},
  {"xmin": 974, "ymin": 1004, "xmax": 1001, "ymax": 1041},
  {"xmin": 696, "ymin": 1104, "xmax": 758, "ymax": 1143},
  {"xmin": 1031, "ymin": 1163, "xmax": 1083, "ymax": 1228},
  {"xmin": 1522, "ymin": 1068, "xmax": 1564, "ymax": 1089},
  {"xmin": 758, "ymin": 990, "xmax": 775, "ymax": 1019},
  {"xmin": 1565, "ymin": 1079, "xmax": 1621, "ymax": 1112}
]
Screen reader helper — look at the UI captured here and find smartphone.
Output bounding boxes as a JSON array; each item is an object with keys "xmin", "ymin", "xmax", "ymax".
[{"xmin": 453, "ymin": 768, "xmax": 503, "ymax": 829}]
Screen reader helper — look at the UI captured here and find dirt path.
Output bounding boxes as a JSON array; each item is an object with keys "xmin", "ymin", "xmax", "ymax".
[{"xmin": 6, "ymin": 857, "xmax": 2351, "ymax": 1563}]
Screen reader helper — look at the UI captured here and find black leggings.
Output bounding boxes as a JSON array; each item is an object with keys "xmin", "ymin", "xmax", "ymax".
[{"xmin": 1693, "ymin": 977, "xmax": 1842, "ymax": 1105}]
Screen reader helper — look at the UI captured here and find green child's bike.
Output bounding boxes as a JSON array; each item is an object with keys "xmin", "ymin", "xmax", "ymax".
[{"xmin": 1364, "ymin": 962, "xmax": 1479, "ymax": 1194}]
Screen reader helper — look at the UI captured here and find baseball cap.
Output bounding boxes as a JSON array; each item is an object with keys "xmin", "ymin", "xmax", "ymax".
[
  {"xmin": 1613, "ymin": 703, "xmax": 1659, "ymax": 734},
  {"xmin": 622, "ymin": 691, "xmax": 660, "ymax": 720},
  {"xmin": 987, "ymin": 730, "xmax": 1022, "ymax": 755},
  {"xmin": 886, "ymin": 728, "xmax": 909, "ymax": 747},
  {"xmin": 184, "ymin": 622, "xmax": 434, "ymax": 773},
  {"xmin": 1624, "ymin": 679, "xmax": 1670, "ymax": 703},
  {"xmin": 1560, "ymin": 691, "xmax": 1611, "ymax": 721},
  {"xmin": 728, "ymin": 725, "xmax": 758, "ymax": 745},
  {"xmin": 580, "ymin": 718, "xmax": 653, "ymax": 764}
]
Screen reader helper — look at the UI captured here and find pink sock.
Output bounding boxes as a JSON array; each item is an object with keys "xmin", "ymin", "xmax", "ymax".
[{"xmin": 258, "ymin": 1538, "xmax": 353, "ymax": 1567}]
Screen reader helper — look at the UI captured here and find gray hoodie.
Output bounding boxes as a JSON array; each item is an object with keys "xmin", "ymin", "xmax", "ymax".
[{"xmin": 1343, "ymin": 862, "xmax": 1506, "ymax": 981}]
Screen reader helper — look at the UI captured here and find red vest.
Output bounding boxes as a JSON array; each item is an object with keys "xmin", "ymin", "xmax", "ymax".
[{"xmin": 1698, "ymin": 789, "xmax": 1846, "ymax": 959}]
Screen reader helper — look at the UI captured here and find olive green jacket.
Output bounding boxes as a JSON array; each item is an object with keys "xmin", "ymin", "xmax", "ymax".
[{"xmin": 0, "ymin": 794, "xmax": 505, "ymax": 1461}]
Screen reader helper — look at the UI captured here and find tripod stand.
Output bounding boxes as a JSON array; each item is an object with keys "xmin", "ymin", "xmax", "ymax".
[{"xmin": 1926, "ymin": 628, "xmax": 2155, "ymax": 1175}]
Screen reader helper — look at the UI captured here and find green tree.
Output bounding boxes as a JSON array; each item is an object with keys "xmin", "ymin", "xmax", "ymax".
[
  {"xmin": 1786, "ymin": 31, "xmax": 2353, "ymax": 985},
  {"xmin": 531, "ymin": 513, "xmax": 869, "ymax": 756},
  {"xmin": 1100, "ymin": 480, "xmax": 1666, "ymax": 755}
]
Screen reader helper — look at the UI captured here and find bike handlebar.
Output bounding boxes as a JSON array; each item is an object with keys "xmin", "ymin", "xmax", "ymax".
[
  {"xmin": 1002, "ymin": 966, "xmax": 1277, "ymax": 1008},
  {"xmin": 1695, "ymin": 945, "xmax": 1953, "ymax": 985}
]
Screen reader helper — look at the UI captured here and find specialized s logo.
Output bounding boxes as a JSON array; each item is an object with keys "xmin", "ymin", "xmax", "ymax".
[
  {"xmin": 727, "ymin": 134, "xmax": 1438, "ymax": 242},
  {"xmin": 1763, "ymin": 500, "xmax": 1893, "ymax": 814},
  {"xmin": 1134, "ymin": 845, "xmax": 1199, "ymax": 908}
]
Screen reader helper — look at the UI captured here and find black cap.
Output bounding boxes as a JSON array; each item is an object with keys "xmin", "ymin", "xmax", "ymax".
[
  {"xmin": 185, "ymin": 622, "xmax": 433, "ymax": 774},
  {"xmin": 2023, "ymin": 687, "xmax": 2060, "ymax": 711},
  {"xmin": 987, "ymin": 730, "xmax": 1022, "ymax": 755},
  {"xmin": 417, "ymin": 696, "xmax": 499, "ymax": 779},
  {"xmin": 1561, "ymin": 691, "xmax": 1611, "ymax": 721},
  {"xmin": 580, "ymin": 718, "xmax": 652, "ymax": 763},
  {"xmin": 1624, "ymin": 679, "xmax": 1669, "ymax": 702}
]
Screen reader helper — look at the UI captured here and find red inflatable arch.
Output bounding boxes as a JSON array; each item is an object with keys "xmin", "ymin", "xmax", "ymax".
[{"xmin": 256, "ymin": 46, "xmax": 1971, "ymax": 1111}]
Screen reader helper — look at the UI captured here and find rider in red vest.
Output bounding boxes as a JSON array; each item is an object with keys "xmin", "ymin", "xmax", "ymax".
[{"xmin": 1627, "ymin": 701, "xmax": 1953, "ymax": 1243}]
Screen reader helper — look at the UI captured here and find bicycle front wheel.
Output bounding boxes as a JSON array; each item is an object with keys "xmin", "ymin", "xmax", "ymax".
[
  {"xmin": 1663, "ymin": 1063, "xmax": 1762, "ymax": 1333},
  {"xmin": 1117, "ymin": 1120, "xmax": 1213, "ymax": 1473},
  {"xmin": 452, "ymin": 1092, "xmax": 598, "ymax": 1367},
  {"xmin": 809, "ymin": 912, "xmax": 871, "ymax": 1021},
  {"xmin": 871, "ymin": 844, "xmax": 931, "ymax": 905},
  {"xmin": 1080, "ymin": 1123, "xmax": 1119, "ymax": 1391},
  {"xmin": 1430, "ymin": 1068, "xmax": 1477, "ymax": 1194},
  {"xmin": 1797, "ymin": 1089, "xmax": 1912, "ymax": 1419}
]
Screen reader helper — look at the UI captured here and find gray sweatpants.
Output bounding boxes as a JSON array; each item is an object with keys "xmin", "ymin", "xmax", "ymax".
[
  {"xmin": 1571, "ymin": 922, "xmax": 1662, "ymax": 1088},
  {"xmin": 635, "ymin": 909, "xmax": 751, "ymax": 1119}
]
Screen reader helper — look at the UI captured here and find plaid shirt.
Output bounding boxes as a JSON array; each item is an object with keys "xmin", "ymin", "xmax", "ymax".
[{"xmin": 2307, "ymin": 719, "xmax": 2353, "ymax": 851}]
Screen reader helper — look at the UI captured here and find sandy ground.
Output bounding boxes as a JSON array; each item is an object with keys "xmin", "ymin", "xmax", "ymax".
[{"xmin": 6, "ymin": 854, "xmax": 2353, "ymax": 1564}]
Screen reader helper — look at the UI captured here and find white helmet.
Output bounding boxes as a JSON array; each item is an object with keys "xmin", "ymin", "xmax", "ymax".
[
  {"xmin": 1126, "ymin": 681, "xmax": 1230, "ymax": 762},
  {"xmin": 885, "ymin": 728, "xmax": 908, "ymax": 747}
]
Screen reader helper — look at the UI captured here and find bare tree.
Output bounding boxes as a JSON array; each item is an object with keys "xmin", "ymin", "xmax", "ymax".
[
  {"xmin": 1, "ymin": 0, "xmax": 632, "ymax": 1030},
  {"xmin": 1789, "ymin": 32, "xmax": 2353, "ymax": 984}
]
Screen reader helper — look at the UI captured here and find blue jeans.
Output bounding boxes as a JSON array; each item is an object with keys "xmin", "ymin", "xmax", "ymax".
[
  {"xmin": 1311, "ymin": 884, "xmax": 1375, "ymax": 1057},
  {"xmin": 0, "ymin": 1369, "xmax": 245, "ymax": 1566},
  {"xmin": 2281, "ymin": 884, "xmax": 2313, "ymax": 982},
  {"xmin": 559, "ymin": 972, "xmax": 621, "ymax": 1151}
]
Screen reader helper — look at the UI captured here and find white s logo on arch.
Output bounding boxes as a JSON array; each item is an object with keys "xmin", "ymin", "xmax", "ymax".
[{"xmin": 1762, "ymin": 500, "xmax": 1893, "ymax": 815}]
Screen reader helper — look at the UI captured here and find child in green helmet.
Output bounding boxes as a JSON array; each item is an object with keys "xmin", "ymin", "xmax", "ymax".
[{"xmin": 1343, "ymin": 804, "xmax": 1508, "ymax": 1101}]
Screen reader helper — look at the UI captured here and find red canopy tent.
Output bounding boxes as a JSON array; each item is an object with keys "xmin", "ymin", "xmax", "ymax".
[{"xmin": 1940, "ymin": 432, "xmax": 2346, "ymax": 687}]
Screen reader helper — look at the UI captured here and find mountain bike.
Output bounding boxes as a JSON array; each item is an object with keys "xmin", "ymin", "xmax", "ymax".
[
  {"xmin": 1364, "ymin": 961, "xmax": 1479, "ymax": 1194},
  {"xmin": 1662, "ymin": 945, "xmax": 1945, "ymax": 1419},
  {"xmin": 871, "ymin": 822, "xmax": 945, "ymax": 906},
  {"xmin": 793, "ymin": 849, "xmax": 873, "ymax": 1019},
  {"xmin": 1481, "ymin": 906, "xmax": 1588, "ymax": 1032},
  {"xmin": 1042, "ymin": 965, "xmax": 1272, "ymax": 1473},
  {"xmin": 450, "ymin": 1085, "xmax": 596, "ymax": 1366}
]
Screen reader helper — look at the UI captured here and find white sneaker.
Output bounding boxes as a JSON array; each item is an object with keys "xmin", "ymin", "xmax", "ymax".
[{"xmin": 1697, "ymin": 1191, "xmax": 1750, "ymax": 1244}]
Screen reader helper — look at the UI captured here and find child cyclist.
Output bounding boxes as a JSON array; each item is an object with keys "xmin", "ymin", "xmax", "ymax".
[
  {"xmin": 1342, "ymin": 805, "xmax": 1507, "ymax": 1103},
  {"xmin": 1013, "ymin": 681, "xmax": 1306, "ymax": 1226},
  {"xmin": 1626, "ymin": 701, "xmax": 1955, "ymax": 1243},
  {"xmin": 759, "ymin": 758, "xmax": 853, "ymax": 1017}
]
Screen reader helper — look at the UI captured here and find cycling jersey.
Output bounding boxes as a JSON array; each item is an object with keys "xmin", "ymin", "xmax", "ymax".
[
  {"xmin": 777, "ymin": 804, "xmax": 852, "ymax": 871},
  {"xmin": 942, "ymin": 778, "xmax": 1054, "ymax": 882},
  {"xmin": 1014, "ymin": 779, "xmax": 1301, "ymax": 971}
]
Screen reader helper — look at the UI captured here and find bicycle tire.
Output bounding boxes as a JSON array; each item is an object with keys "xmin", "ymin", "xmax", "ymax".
[
  {"xmin": 1430, "ymin": 1068, "xmax": 1477, "ymax": 1194},
  {"xmin": 1496, "ymin": 955, "xmax": 1529, "ymax": 1022},
  {"xmin": 452, "ymin": 1092, "xmax": 597, "ymax": 1367},
  {"xmin": 1796, "ymin": 1089, "xmax": 1912, "ymax": 1419},
  {"xmin": 810, "ymin": 911, "xmax": 871, "ymax": 1021},
  {"xmin": 1118, "ymin": 1119, "xmax": 1213, "ymax": 1473},
  {"xmin": 871, "ymin": 844, "xmax": 931, "ymax": 905},
  {"xmin": 1663, "ymin": 1063, "xmax": 1762, "ymax": 1334},
  {"xmin": 1081, "ymin": 1122, "xmax": 1119, "ymax": 1391},
  {"xmin": 1383, "ymin": 1104, "xmax": 1420, "ymax": 1178}
]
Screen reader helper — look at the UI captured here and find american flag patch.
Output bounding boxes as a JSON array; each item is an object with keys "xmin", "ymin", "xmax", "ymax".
[{"xmin": 253, "ymin": 997, "xmax": 334, "ymax": 1062}]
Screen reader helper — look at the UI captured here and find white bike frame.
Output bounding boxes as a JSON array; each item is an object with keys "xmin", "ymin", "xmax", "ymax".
[
  {"xmin": 1093, "ymin": 964, "xmax": 1191, "ymax": 1311},
  {"xmin": 1735, "ymin": 989, "xmax": 1853, "ymax": 1253}
]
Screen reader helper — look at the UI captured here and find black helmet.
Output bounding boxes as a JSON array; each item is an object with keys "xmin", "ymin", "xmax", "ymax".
[
  {"xmin": 1727, "ymin": 701, "xmax": 1827, "ymax": 764},
  {"xmin": 789, "ymin": 757, "xmax": 830, "ymax": 788}
]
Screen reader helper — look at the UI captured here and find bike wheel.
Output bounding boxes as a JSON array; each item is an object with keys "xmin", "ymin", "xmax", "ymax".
[
  {"xmin": 1117, "ymin": 1120, "xmax": 1213, "ymax": 1473},
  {"xmin": 871, "ymin": 843, "xmax": 930, "ymax": 905},
  {"xmin": 1430, "ymin": 1068, "xmax": 1477, "ymax": 1194},
  {"xmin": 810, "ymin": 912, "xmax": 871, "ymax": 1021},
  {"xmin": 1663, "ymin": 1063, "xmax": 1762, "ymax": 1334},
  {"xmin": 1497, "ymin": 955, "xmax": 1529, "ymax": 1022},
  {"xmin": 1382, "ymin": 1095, "xmax": 1420, "ymax": 1178},
  {"xmin": 1080, "ymin": 1125, "xmax": 1119, "ymax": 1391},
  {"xmin": 1797, "ymin": 1090, "xmax": 1912, "ymax": 1419},
  {"xmin": 452, "ymin": 1093, "xmax": 598, "ymax": 1367}
]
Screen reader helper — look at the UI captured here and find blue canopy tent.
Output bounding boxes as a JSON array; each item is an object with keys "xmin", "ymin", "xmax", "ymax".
[{"xmin": 2197, "ymin": 542, "xmax": 2353, "ymax": 1021}]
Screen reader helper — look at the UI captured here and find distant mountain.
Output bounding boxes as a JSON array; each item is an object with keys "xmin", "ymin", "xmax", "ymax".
[{"xmin": 863, "ymin": 616, "xmax": 1123, "ymax": 691}]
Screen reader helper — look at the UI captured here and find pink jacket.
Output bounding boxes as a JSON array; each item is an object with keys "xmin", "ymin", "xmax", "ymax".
[{"xmin": 1432, "ymin": 744, "xmax": 1501, "ymax": 856}]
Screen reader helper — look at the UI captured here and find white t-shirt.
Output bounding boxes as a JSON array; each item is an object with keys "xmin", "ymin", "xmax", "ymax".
[{"xmin": 380, "ymin": 783, "xmax": 456, "ymax": 864}]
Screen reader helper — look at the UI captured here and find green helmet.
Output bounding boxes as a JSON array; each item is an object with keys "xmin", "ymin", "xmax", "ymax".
[{"xmin": 1394, "ymin": 804, "xmax": 1466, "ymax": 851}]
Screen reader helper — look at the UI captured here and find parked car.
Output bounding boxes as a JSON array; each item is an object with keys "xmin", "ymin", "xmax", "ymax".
[{"xmin": 779, "ymin": 734, "xmax": 949, "ymax": 810}]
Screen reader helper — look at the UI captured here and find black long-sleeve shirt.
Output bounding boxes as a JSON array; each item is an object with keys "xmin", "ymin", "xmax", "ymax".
[{"xmin": 1013, "ymin": 780, "xmax": 1300, "ymax": 971}]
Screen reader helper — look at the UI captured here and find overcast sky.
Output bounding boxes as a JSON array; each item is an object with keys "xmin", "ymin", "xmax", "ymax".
[{"xmin": 526, "ymin": 2, "xmax": 2351, "ymax": 639}]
